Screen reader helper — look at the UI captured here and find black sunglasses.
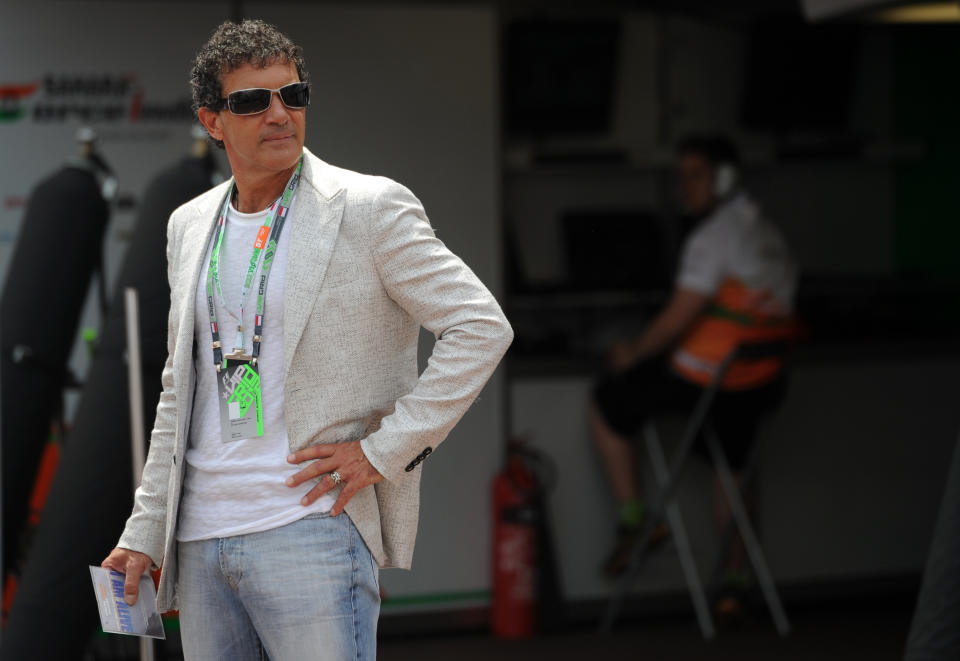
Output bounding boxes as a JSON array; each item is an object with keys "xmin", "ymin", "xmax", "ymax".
[{"xmin": 221, "ymin": 82, "xmax": 310, "ymax": 115}]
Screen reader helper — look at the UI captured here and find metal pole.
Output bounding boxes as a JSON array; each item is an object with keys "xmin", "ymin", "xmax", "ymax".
[
  {"xmin": 125, "ymin": 288, "xmax": 145, "ymax": 488},
  {"xmin": 124, "ymin": 288, "xmax": 155, "ymax": 661}
]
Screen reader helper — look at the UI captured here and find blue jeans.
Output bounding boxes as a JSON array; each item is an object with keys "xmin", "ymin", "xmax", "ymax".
[{"xmin": 177, "ymin": 512, "xmax": 380, "ymax": 660}]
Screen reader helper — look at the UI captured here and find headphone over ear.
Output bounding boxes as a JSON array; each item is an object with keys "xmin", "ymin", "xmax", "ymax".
[{"xmin": 713, "ymin": 162, "xmax": 738, "ymax": 198}]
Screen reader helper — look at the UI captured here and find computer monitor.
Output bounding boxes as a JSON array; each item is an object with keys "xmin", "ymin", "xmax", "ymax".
[{"xmin": 561, "ymin": 209, "xmax": 669, "ymax": 292}]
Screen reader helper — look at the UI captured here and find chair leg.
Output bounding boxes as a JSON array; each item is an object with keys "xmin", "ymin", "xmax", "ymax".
[
  {"xmin": 601, "ymin": 375, "xmax": 726, "ymax": 633},
  {"xmin": 705, "ymin": 429, "xmax": 791, "ymax": 636},
  {"xmin": 708, "ymin": 442, "xmax": 763, "ymax": 592},
  {"xmin": 645, "ymin": 423, "xmax": 716, "ymax": 640}
]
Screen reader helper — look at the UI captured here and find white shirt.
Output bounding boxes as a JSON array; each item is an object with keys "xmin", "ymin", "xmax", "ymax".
[
  {"xmin": 177, "ymin": 197, "xmax": 335, "ymax": 542},
  {"xmin": 675, "ymin": 192, "xmax": 797, "ymax": 313}
]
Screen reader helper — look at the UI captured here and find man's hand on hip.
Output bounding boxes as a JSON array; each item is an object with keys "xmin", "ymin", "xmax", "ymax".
[
  {"xmin": 286, "ymin": 440, "xmax": 384, "ymax": 516},
  {"xmin": 101, "ymin": 547, "xmax": 153, "ymax": 605}
]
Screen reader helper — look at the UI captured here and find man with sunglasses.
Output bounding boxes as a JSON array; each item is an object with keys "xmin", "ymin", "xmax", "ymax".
[{"xmin": 101, "ymin": 19, "xmax": 512, "ymax": 659}]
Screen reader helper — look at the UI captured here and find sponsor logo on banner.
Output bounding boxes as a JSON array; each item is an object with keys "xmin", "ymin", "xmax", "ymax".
[
  {"xmin": 0, "ymin": 83, "xmax": 39, "ymax": 122},
  {"xmin": 0, "ymin": 74, "xmax": 192, "ymax": 124}
]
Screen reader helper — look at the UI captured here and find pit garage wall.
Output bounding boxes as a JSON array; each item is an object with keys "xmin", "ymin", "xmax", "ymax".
[{"xmin": 0, "ymin": 2, "xmax": 504, "ymax": 614}]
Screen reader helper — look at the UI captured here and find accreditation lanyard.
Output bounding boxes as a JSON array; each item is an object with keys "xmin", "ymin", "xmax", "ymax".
[{"xmin": 206, "ymin": 157, "xmax": 303, "ymax": 370}]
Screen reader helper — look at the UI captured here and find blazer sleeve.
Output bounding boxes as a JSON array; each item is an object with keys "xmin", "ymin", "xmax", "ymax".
[
  {"xmin": 115, "ymin": 214, "xmax": 181, "ymax": 567},
  {"xmin": 359, "ymin": 180, "xmax": 513, "ymax": 483}
]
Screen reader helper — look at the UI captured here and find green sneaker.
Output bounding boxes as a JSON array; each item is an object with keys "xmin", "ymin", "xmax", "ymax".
[
  {"xmin": 602, "ymin": 521, "xmax": 669, "ymax": 578},
  {"xmin": 714, "ymin": 571, "xmax": 751, "ymax": 627}
]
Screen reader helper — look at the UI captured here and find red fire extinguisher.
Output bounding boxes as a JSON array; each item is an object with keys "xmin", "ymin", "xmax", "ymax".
[{"xmin": 491, "ymin": 440, "xmax": 541, "ymax": 638}]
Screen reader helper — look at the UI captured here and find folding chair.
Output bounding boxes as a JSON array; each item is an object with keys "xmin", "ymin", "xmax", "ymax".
[{"xmin": 599, "ymin": 341, "xmax": 792, "ymax": 637}]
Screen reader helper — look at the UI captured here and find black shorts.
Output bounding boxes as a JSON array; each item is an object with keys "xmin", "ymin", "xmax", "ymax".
[{"xmin": 592, "ymin": 358, "xmax": 786, "ymax": 470}]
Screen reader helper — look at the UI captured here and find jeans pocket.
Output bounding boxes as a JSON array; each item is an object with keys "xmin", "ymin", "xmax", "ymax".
[{"xmin": 367, "ymin": 543, "xmax": 380, "ymax": 590}]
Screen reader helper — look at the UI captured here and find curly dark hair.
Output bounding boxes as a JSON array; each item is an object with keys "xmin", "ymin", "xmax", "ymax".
[{"xmin": 190, "ymin": 19, "xmax": 309, "ymax": 148}]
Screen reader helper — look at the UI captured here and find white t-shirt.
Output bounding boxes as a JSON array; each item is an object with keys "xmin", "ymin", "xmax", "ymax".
[
  {"xmin": 177, "ymin": 197, "xmax": 335, "ymax": 543},
  {"xmin": 675, "ymin": 192, "xmax": 797, "ymax": 314}
]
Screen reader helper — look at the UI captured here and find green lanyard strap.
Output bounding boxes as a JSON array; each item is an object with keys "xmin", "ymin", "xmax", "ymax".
[{"xmin": 206, "ymin": 157, "xmax": 303, "ymax": 370}]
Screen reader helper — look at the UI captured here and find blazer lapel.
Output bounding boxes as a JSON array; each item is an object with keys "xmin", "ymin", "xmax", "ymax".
[
  {"xmin": 282, "ymin": 163, "xmax": 346, "ymax": 382},
  {"xmin": 173, "ymin": 184, "xmax": 229, "ymax": 391}
]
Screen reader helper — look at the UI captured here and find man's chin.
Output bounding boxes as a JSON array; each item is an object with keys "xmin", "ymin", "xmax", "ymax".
[{"xmin": 260, "ymin": 141, "xmax": 303, "ymax": 167}]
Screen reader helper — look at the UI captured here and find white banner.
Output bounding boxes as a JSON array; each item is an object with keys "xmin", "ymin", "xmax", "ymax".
[{"xmin": 0, "ymin": 1, "xmax": 232, "ymax": 292}]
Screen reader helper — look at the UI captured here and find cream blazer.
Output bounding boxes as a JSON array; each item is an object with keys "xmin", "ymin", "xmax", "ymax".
[{"xmin": 117, "ymin": 148, "xmax": 513, "ymax": 610}]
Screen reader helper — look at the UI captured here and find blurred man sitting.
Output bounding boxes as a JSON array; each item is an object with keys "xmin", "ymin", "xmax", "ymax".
[{"xmin": 591, "ymin": 134, "xmax": 798, "ymax": 617}]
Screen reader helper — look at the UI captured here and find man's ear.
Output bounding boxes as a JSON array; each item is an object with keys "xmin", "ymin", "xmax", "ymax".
[{"xmin": 197, "ymin": 107, "xmax": 223, "ymax": 142}]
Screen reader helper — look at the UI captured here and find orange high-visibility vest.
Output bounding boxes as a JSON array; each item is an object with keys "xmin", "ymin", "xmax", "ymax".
[{"xmin": 671, "ymin": 278, "xmax": 795, "ymax": 390}]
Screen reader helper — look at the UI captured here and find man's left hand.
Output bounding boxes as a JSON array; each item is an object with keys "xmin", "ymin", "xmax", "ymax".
[{"xmin": 286, "ymin": 440, "xmax": 384, "ymax": 516}]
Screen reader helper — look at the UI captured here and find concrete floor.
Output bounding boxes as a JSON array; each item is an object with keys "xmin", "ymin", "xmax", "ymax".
[
  {"xmin": 379, "ymin": 609, "xmax": 912, "ymax": 661},
  {"xmin": 84, "ymin": 599, "xmax": 914, "ymax": 660}
]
